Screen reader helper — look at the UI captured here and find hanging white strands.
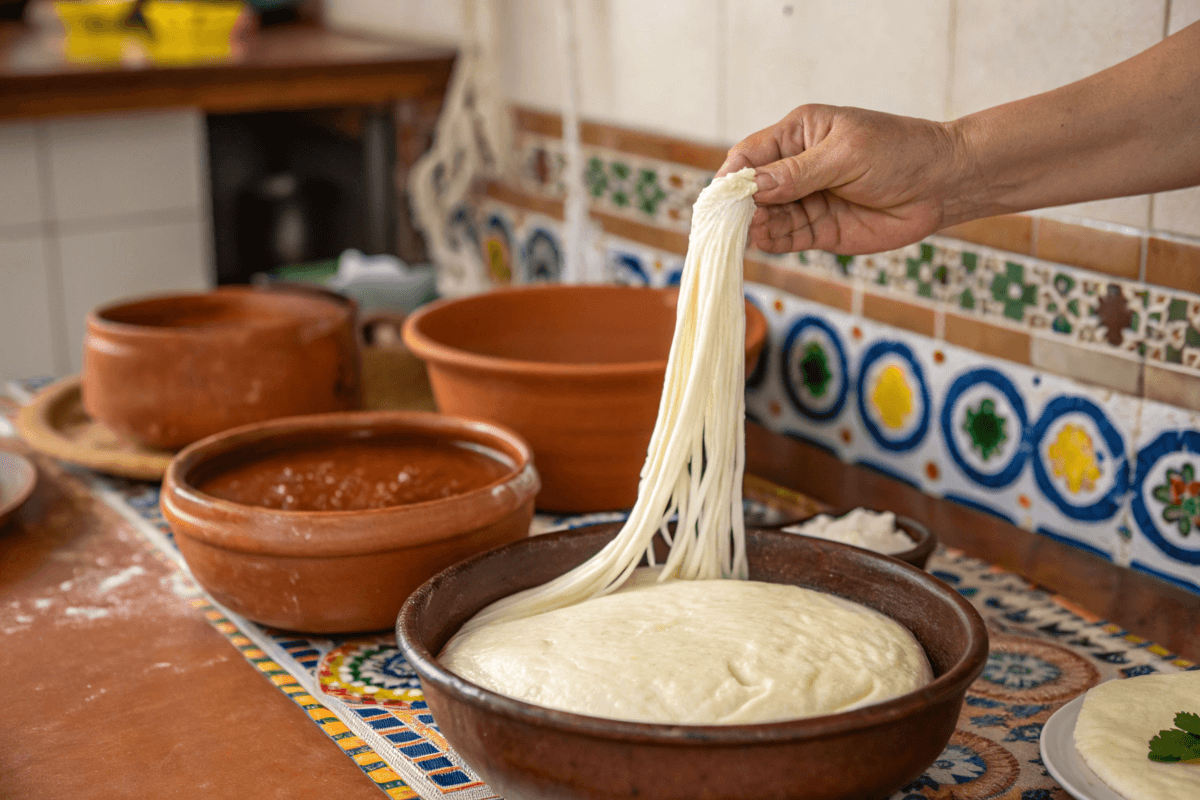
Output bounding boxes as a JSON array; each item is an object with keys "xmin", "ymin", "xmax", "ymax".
[{"xmin": 454, "ymin": 168, "xmax": 759, "ymax": 637}]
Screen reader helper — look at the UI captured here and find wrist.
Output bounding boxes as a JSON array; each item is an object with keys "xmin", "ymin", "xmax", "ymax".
[{"xmin": 938, "ymin": 115, "xmax": 992, "ymax": 228}]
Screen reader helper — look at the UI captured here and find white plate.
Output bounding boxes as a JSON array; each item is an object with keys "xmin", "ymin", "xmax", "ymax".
[{"xmin": 1040, "ymin": 694, "xmax": 1128, "ymax": 800}]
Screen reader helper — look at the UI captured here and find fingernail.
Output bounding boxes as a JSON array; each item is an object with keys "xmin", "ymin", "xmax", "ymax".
[{"xmin": 755, "ymin": 171, "xmax": 777, "ymax": 192}]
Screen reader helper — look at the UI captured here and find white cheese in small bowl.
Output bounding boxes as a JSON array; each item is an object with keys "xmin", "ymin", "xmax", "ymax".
[{"xmin": 782, "ymin": 508, "xmax": 915, "ymax": 555}]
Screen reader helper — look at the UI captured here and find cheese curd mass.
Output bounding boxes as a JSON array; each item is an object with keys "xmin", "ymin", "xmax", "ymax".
[{"xmin": 441, "ymin": 571, "xmax": 933, "ymax": 725}]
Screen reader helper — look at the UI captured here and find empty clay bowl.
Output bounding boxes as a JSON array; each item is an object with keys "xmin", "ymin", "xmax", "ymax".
[
  {"xmin": 161, "ymin": 410, "xmax": 539, "ymax": 633},
  {"xmin": 402, "ymin": 284, "xmax": 768, "ymax": 512},
  {"xmin": 397, "ymin": 523, "xmax": 988, "ymax": 800},
  {"xmin": 83, "ymin": 286, "xmax": 361, "ymax": 450},
  {"xmin": 0, "ymin": 451, "xmax": 37, "ymax": 528}
]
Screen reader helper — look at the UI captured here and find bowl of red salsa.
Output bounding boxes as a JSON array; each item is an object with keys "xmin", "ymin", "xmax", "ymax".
[{"xmin": 161, "ymin": 410, "xmax": 539, "ymax": 633}]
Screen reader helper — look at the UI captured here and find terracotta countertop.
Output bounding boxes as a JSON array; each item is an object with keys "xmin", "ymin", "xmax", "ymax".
[
  {"xmin": 0, "ymin": 18, "xmax": 456, "ymax": 120},
  {"xmin": 0, "ymin": 434, "xmax": 388, "ymax": 798},
  {"xmin": 4, "ymin": 382, "xmax": 1198, "ymax": 799}
]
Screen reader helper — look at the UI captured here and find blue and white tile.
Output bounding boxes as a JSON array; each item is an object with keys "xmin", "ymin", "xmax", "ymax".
[
  {"xmin": 603, "ymin": 239, "xmax": 684, "ymax": 288},
  {"xmin": 746, "ymin": 281, "xmax": 1141, "ymax": 564},
  {"xmin": 1126, "ymin": 399, "xmax": 1200, "ymax": 594}
]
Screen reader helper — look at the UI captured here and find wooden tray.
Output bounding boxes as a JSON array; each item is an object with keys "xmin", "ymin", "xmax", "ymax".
[{"xmin": 15, "ymin": 376, "xmax": 174, "ymax": 482}]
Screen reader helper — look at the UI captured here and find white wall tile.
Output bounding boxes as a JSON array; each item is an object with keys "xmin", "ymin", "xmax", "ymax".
[
  {"xmin": 1169, "ymin": 0, "xmax": 1200, "ymax": 32},
  {"xmin": 324, "ymin": 0, "xmax": 464, "ymax": 44},
  {"xmin": 0, "ymin": 122, "xmax": 44, "ymax": 231},
  {"xmin": 723, "ymin": 0, "xmax": 952, "ymax": 143},
  {"xmin": 496, "ymin": 0, "xmax": 562, "ymax": 112},
  {"xmin": 1036, "ymin": 195, "xmax": 1152, "ymax": 230},
  {"xmin": 0, "ymin": 236, "xmax": 59, "ymax": 381},
  {"xmin": 606, "ymin": 0, "xmax": 721, "ymax": 143},
  {"xmin": 45, "ymin": 109, "xmax": 206, "ymax": 225},
  {"xmin": 1153, "ymin": 186, "xmax": 1200, "ymax": 238},
  {"xmin": 496, "ymin": 0, "xmax": 718, "ymax": 142},
  {"xmin": 950, "ymin": 0, "xmax": 1166, "ymax": 119},
  {"xmin": 57, "ymin": 219, "xmax": 212, "ymax": 371}
]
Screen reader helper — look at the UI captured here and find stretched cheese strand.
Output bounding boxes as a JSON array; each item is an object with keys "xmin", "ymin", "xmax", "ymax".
[{"xmin": 454, "ymin": 168, "xmax": 758, "ymax": 637}]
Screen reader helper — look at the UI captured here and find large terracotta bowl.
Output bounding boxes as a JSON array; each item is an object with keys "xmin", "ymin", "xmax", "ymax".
[
  {"xmin": 402, "ymin": 285, "xmax": 768, "ymax": 512},
  {"xmin": 397, "ymin": 523, "xmax": 988, "ymax": 800},
  {"xmin": 161, "ymin": 411, "xmax": 539, "ymax": 633},
  {"xmin": 84, "ymin": 286, "xmax": 361, "ymax": 450}
]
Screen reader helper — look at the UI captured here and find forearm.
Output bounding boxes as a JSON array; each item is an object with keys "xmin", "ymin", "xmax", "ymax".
[{"xmin": 944, "ymin": 20, "xmax": 1200, "ymax": 225}]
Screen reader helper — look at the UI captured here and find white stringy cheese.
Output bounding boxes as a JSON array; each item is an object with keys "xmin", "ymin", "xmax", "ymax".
[
  {"xmin": 439, "ymin": 170, "xmax": 934, "ymax": 725},
  {"xmin": 451, "ymin": 169, "xmax": 759, "ymax": 638},
  {"xmin": 784, "ymin": 508, "xmax": 914, "ymax": 555}
]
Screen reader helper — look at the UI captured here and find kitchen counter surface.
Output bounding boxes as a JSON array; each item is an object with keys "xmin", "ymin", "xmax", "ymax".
[
  {"xmin": 2, "ymin": 380, "xmax": 1197, "ymax": 799},
  {"xmin": 0, "ymin": 17, "xmax": 456, "ymax": 120}
]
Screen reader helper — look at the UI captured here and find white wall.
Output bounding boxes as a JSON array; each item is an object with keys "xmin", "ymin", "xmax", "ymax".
[
  {"xmin": 326, "ymin": 0, "xmax": 1200, "ymax": 237},
  {"xmin": 0, "ymin": 109, "xmax": 212, "ymax": 382}
]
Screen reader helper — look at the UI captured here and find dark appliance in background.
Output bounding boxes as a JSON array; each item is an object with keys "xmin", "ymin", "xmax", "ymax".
[{"xmin": 207, "ymin": 108, "xmax": 395, "ymax": 285}]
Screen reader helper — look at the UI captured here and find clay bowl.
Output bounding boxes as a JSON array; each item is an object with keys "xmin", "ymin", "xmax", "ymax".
[
  {"xmin": 397, "ymin": 523, "xmax": 989, "ymax": 800},
  {"xmin": 161, "ymin": 410, "xmax": 539, "ymax": 633},
  {"xmin": 0, "ymin": 451, "xmax": 37, "ymax": 528},
  {"xmin": 751, "ymin": 509, "xmax": 937, "ymax": 570},
  {"xmin": 83, "ymin": 286, "xmax": 361, "ymax": 450},
  {"xmin": 402, "ymin": 284, "xmax": 768, "ymax": 513}
]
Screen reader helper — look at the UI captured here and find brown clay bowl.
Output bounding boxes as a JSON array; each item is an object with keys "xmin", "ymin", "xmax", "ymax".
[
  {"xmin": 402, "ymin": 284, "xmax": 768, "ymax": 513},
  {"xmin": 83, "ymin": 286, "xmax": 361, "ymax": 450},
  {"xmin": 0, "ymin": 451, "xmax": 37, "ymax": 528},
  {"xmin": 397, "ymin": 523, "xmax": 988, "ymax": 800},
  {"xmin": 161, "ymin": 410, "xmax": 539, "ymax": 633},
  {"xmin": 752, "ymin": 509, "xmax": 937, "ymax": 570}
]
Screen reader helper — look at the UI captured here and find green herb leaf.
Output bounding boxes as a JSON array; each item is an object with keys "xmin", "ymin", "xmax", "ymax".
[
  {"xmin": 1176, "ymin": 712, "xmax": 1200, "ymax": 737},
  {"xmin": 1148, "ymin": 728, "xmax": 1200, "ymax": 763}
]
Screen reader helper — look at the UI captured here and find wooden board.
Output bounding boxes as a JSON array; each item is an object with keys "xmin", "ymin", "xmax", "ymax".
[{"xmin": 15, "ymin": 376, "xmax": 174, "ymax": 481}]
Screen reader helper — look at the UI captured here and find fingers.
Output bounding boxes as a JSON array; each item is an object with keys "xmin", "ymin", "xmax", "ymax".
[
  {"xmin": 749, "ymin": 193, "xmax": 840, "ymax": 253},
  {"xmin": 751, "ymin": 142, "xmax": 848, "ymax": 207},
  {"xmin": 749, "ymin": 202, "xmax": 818, "ymax": 253},
  {"xmin": 718, "ymin": 116, "xmax": 794, "ymax": 176}
]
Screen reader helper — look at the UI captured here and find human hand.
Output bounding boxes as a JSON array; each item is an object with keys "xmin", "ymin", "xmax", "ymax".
[{"xmin": 718, "ymin": 105, "xmax": 968, "ymax": 255}]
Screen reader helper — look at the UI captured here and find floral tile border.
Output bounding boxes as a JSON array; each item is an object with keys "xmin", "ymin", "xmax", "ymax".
[
  {"xmin": 491, "ymin": 130, "xmax": 1200, "ymax": 387},
  {"xmin": 509, "ymin": 131, "xmax": 714, "ymax": 234}
]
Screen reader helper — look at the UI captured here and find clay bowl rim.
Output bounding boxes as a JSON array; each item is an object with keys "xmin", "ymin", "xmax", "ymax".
[
  {"xmin": 86, "ymin": 285, "xmax": 353, "ymax": 341},
  {"xmin": 401, "ymin": 283, "xmax": 768, "ymax": 379},
  {"xmin": 0, "ymin": 451, "xmax": 37, "ymax": 525},
  {"xmin": 755, "ymin": 509, "xmax": 937, "ymax": 569},
  {"xmin": 162, "ymin": 410, "xmax": 539, "ymax": 558},
  {"xmin": 397, "ymin": 523, "xmax": 989, "ymax": 745}
]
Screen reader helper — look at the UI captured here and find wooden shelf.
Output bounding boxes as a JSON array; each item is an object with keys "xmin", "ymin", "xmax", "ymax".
[{"xmin": 0, "ymin": 20, "xmax": 456, "ymax": 119}]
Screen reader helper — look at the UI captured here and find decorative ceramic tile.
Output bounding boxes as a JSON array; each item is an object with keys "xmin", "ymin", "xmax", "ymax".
[
  {"xmin": 605, "ymin": 242, "xmax": 685, "ymax": 289},
  {"xmin": 478, "ymin": 210, "xmax": 518, "ymax": 285},
  {"xmin": 745, "ymin": 282, "xmax": 1142, "ymax": 563},
  {"xmin": 1126, "ymin": 399, "xmax": 1200, "ymax": 593},
  {"xmin": 512, "ymin": 132, "xmax": 713, "ymax": 233},
  {"xmin": 1144, "ymin": 287, "xmax": 1200, "ymax": 368}
]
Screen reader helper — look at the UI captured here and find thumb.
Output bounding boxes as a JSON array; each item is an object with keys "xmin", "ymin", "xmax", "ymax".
[{"xmin": 752, "ymin": 143, "xmax": 843, "ymax": 206}]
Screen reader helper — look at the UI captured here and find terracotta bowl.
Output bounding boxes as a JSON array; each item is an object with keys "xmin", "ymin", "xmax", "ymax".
[
  {"xmin": 0, "ymin": 451, "xmax": 37, "ymax": 528},
  {"xmin": 397, "ymin": 523, "xmax": 988, "ymax": 800},
  {"xmin": 753, "ymin": 510, "xmax": 937, "ymax": 570},
  {"xmin": 83, "ymin": 286, "xmax": 361, "ymax": 450},
  {"xmin": 402, "ymin": 284, "xmax": 768, "ymax": 512},
  {"xmin": 161, "ymin": 410, "xmax": 539, "ymax": 633}
]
